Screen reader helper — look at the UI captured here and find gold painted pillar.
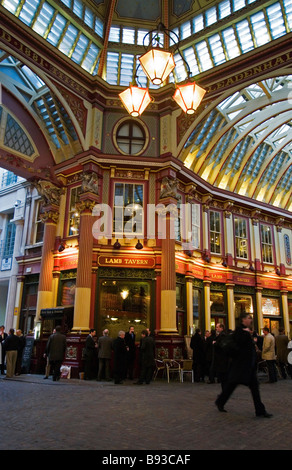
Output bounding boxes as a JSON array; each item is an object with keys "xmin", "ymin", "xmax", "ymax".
[
  {"xmin": 159, "ymin": 193, "xmax": 178, "ymax": 335},
  {"xmin": 256, "ymin": 288, "xmax": 263, "ymax": 333},
  {"xmin": 72, "ymin": 174, "xmax": 99, "ymax": 333},
  {"xmin": 203, "ymin": 279, "xmax": 211, "ymax": 332},
  {"xmin": 226, "ymin": 284, "xmax": 235, "ymax": 330},
  {"xmin": 35, "ymin": 206, "xmax": 59, "ymax": 323},
  {"xmin": 186, "ymin": 276, "xmax": 194, "ymax": 335},
  {"xmin": 281, "ymin": 289, "xmax": 290, "ymax": 338}
]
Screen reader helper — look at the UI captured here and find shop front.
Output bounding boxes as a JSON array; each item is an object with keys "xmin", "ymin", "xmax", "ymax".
[
  {"xmin": 96, "ymin": 265, "xmax": 156, "ymax": 340},
  {"xmin": 210, "ymin": 283, "xmax": 227, "ymax": 330},
  {"xmin": 261, "ymin": 291, "xmax": 282, "ymax": 334}
]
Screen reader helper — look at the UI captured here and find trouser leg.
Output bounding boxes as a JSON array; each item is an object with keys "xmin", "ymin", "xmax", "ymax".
[
  {"xmin": 216, "ymin": 381, "xmax": 238, "ymax": 407},
  {"xmin": 249, "ymin": 374, "xmax": 266, "ymax": 416}
]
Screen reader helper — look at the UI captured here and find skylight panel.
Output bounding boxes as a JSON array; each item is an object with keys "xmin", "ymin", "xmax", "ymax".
[
  {"xmin": 250, "ymin": 11, "xmax": 270, "ymax": 46},
  {"xmin": 21, "ymin": 64, "xmax": 45, "ymax": 89},
  {"xmin": 137, "ymin": 30, "xmax": 149, "ymax": 46},
  {"xmin": 94, "ymin": 17, "xmax": 103, "ymax": 38},
  {"xmin": 119, "ymin": 54, "xmax": 134, "ymax": 86},
  {"xmin": 73, "ymin": 0, "xmax": 83, "ymax": 18},
  {"xmin": 195, "ymin": 41, "xmax": 213, "ymax": 71},
  {"xmin": 2, "ymin": 0, "xmax": 20, "ymax": 14},
  {"xmin": 206, "ymin": 7, "xmax": 217, "ymax": 26},
  {"xmin": 218, "ymin": 0, "xmax": 231, "ymax": 19},
  {"xmin": 58, "ymin": 24, "xmax": 79, "ymax": 55},
  {"xmin": 181, "ymin": 21, "xmax": 191, "ymax": 40},
  {"xmin": 18, "ymin": 0, "xmax": 39, "ymax": 26},
  {"xmin": 232, "ymin": 0, "xmax": 246, "ymax": 12},
  {"xmin": 109, "ymin": 26, "xmax": 120, "ymax": 42},
  {"xmin": 266, "ymin": 3, "xmax": 286, "ymax": 39},
  {"xmin": 235, "ymin": 20, "xmax": 254, "ymax": 53},
  {"xmin": 84, "ymin": 7, "xmax": 94, "ymax": 28},
  {"xmin": 106, "ymin": 51, "xmax": 119, "ymax": 85},
  {"xmin": 183, "ymin": 47, "xmax": 200, "ymax": 76},
  {"xmin": 32, "ymin": 2, "xmax": 55, "ymax": 36},
  {"xmin": 46, "ymin": 14, "xmax": 67, "ymax": 46},
  {"xmin": 222, "ymin": 27, "xmax": 241, "ymax": 59},
  {"xmin": 193, "ymin": 14, "xmax": 204, "ymax": 33},
  {"xmin": 208, "ymin": 34, "xmax": 226, "ymax": 65},
  {"xmin": 82, "ymin": 43, "xmax": 99, "ymax": 73},
  {"xmin": 122, "ymin": 28, "xmax": 135, "ymax": 45},
  {"xmin": 71, "ymin": 34, "xmax": 89, "ymax": 64}
]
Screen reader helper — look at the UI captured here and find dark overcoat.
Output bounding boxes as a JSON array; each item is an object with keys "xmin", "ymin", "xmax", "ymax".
[
  {"xmin": 227, "ymin": 325, "xmax": 257, "ymax": 385},
  {"xmin": 140, "ymin": 336, "xmax": 155, "ymax": 368},
  {"xmin": 46, "ymin": 331, "xmax": 66, "ymax": 362}
]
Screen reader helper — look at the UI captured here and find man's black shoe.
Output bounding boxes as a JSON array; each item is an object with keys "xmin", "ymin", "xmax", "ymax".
[
  {"xmin": 215, "ymin": 400, "xmax": 227, "ymax": 412},
  {"xmin": 256, "ymin": 412, "xmax": 273, "ymax": 418}
]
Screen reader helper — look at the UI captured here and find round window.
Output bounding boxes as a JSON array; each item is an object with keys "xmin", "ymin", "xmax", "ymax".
[{"xmin": 115, "ymin": 120, "xmax": 147, "ymax": 155}]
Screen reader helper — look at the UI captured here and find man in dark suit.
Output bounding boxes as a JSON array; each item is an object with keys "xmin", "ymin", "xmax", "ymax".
[
  {"xmin": 135, "ymin": 330, "xmax": 155, "ymax": 384},
  {"xmin": 97, "ymin": 329, "xmax": 113, "ymax": 381},
  {"xmin": 0, "ymin": 325, "xmax": 8, "ymax": 374},
  {"xmin": 113, "ymin": 331, "xmax": 127, "ymax": 384},
  {"xmin": 125, "ymin": 326, "xmax": 136, "ymax": 380},
  {"xmin": 84, "ymin": 329, "xmax": 97, "ymax": 380},
  {"xmin": 45, "ymin": 326, "xmax": 67, "ymax": 381},
  {"xmin": 215, "ymin": 313, "xmax": 272, "ymax": 418}
]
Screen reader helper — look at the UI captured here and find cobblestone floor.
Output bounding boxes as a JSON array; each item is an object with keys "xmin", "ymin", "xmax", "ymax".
[{"xmin": 0, "ymin": 373, "xmax": 291, "ymax": 452}]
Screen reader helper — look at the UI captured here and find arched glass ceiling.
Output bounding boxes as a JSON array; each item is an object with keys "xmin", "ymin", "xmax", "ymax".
[
  {"xmin": 182, "ymin": 76, "xmax": 292, "ymax": 211},
  {"xmin": 0, "ymin": 49, "xmax": 80, "ymax": 153},
  {"xmin": 1, "ymin": 0, "xmax": 292, "ymax": 82}
]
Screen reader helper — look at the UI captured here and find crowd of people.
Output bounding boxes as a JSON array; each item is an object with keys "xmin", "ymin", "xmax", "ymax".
[
  {"xmin": 0, "ymin": 326, "xmax": 25, "ymax": 378},
  {"xmin": 82, "ymin": 326, "xmax": 155, "ymax": 385},
  {"xmin": 191, "ymin": 315, "xmax": 292, "ymax": 418},
  {"xmin": 190, "ymin": 322, "xmax": 292, "ymax": 387}
]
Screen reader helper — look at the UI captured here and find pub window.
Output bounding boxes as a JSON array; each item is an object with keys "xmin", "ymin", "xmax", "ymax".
[
  {"xmin": 113, "ymin": 182, "xmax": 143, "ymax": 237},
  {"xmin": 234, "ymin": 216, "xmax": 248, "ymax": 259},
  {"xmin": 210, "ymin": 210, "xmax": 221, "ymax": 254},
  {"xmin": 261, "ymin": 224, "xmax": 273, "ymax": 263},
  {"xmin": 34, "ymin": 200, "xmax": 44, "ymax": 244},
  {"xmin": 68, "ymin": 186, "xmax": 81, "ymax": 236}
]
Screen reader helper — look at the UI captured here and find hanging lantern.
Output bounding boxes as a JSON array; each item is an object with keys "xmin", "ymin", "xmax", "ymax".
[
  {"xmin": 119, "ymin": 85, "xmax": 152, "ymax": 117},
  {"xmin": 139, "ymin": 48, "xmax": 175, "ymax": 86},
  {"xmin": 173, "ymin": 82, "xmax": 206, "ymax": 114}
]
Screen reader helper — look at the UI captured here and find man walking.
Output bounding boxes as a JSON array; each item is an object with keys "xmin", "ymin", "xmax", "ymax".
[
  {"xmin": 97, "ymin": 329, "xmax": 113, "ymax": 381},
  {"xmin": 215, "ymin": 313, "xmax": 272, "ymax": 418},
  {"xmin": 45, "ymin": 326, "xmax": 66, "ymax": 381}
]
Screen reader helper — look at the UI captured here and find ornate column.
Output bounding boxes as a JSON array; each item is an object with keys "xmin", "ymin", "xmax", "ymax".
[
  {"xmin": 281, "ymin": 289, "xmax": 290, "ymax": 338},
  {"xmin": 226, "ymin": 284, "xmax": 235, "ymax": 330},
  {"xmin": 72, "ymin": 170, "xmax": 99, "ymax": 333},
  {"xmin": 203, "ymin": 279, "xmax": 211, "ymax": 332},
  {"xmin": 35, "ymin": 180, "xmax": 62, "ymax": 324},
  {"xmin": 186, "ymin": 275, "xmax": 194, "ymax": 335},
  {"xmin": 158, "ymin": 177, "xmax": 178, "ymax": 334},
  {"xmin": 256, "ymin": 287, "xmax": 263, "ymax": 333}
]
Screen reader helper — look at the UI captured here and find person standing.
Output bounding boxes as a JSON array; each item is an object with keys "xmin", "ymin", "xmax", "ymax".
[
  {"xmin": 275, "ymin": 327, "xmax": 289, "ymax": 379},
  {"xmin": 97, "ymin": 329, "xmax": 113, "ymax": 381},
  {"xmin": 135, "ymin": 330, "xmax": 155, "ymax": 385},
  {"xmin": 15, "ymin": 329, "xmax": 25, "ymax": 376},
  {"xmin": 84, "ymin": 329, "xmax": 97, "ymax": 380},
  {"xmin": 213, "ymin": 323, "xmax": 229, "ymax": 391},
  {"xmin": 113, "ymin": 331, "xmax": 127, "ymax": 384},
  {"xmin": 215, "ymin": 313, "xmax": 272, "ymax": 418},
  {"xmin": 0, "ymin": 325, "xmax": 8, "ymax": 374},
  {"xmin": 125, "ymin": 326, "xmax": 136, "ymax": 380},
  {"xmin": 190, "ymin": 328, "xmax": 205, "ymax": 382},
  {"xmin": 45, "ymin": 325, "xmax": 66, "ymax": 381},
  {"xmin": 262, "ymin": 327, "xmax": 277, "ymax": 383},
  {"xmin": 3, "ymin": 329, "xmax": 19, "ymax": 378}
]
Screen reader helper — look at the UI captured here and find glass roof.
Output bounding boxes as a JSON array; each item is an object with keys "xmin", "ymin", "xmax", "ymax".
[
  {"xmin": 2, "ymin": 0, "xmax": 292, "ymax": 83},
  {"xmin": 0, "ymin": 50, "xmax": 80, "ymax": 152},
  {"xmin": 182, "ymin": 76, "xmax": 292, "ymax": 211},
  {"xmin": 1, "ymin": 0, "xmax": 292, "ymax": 210}
]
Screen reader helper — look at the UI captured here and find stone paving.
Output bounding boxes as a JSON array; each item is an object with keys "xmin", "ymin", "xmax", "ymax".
[{"xmin": 0, "ymin": 372, "xmax": 291, "ymax": 452}]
